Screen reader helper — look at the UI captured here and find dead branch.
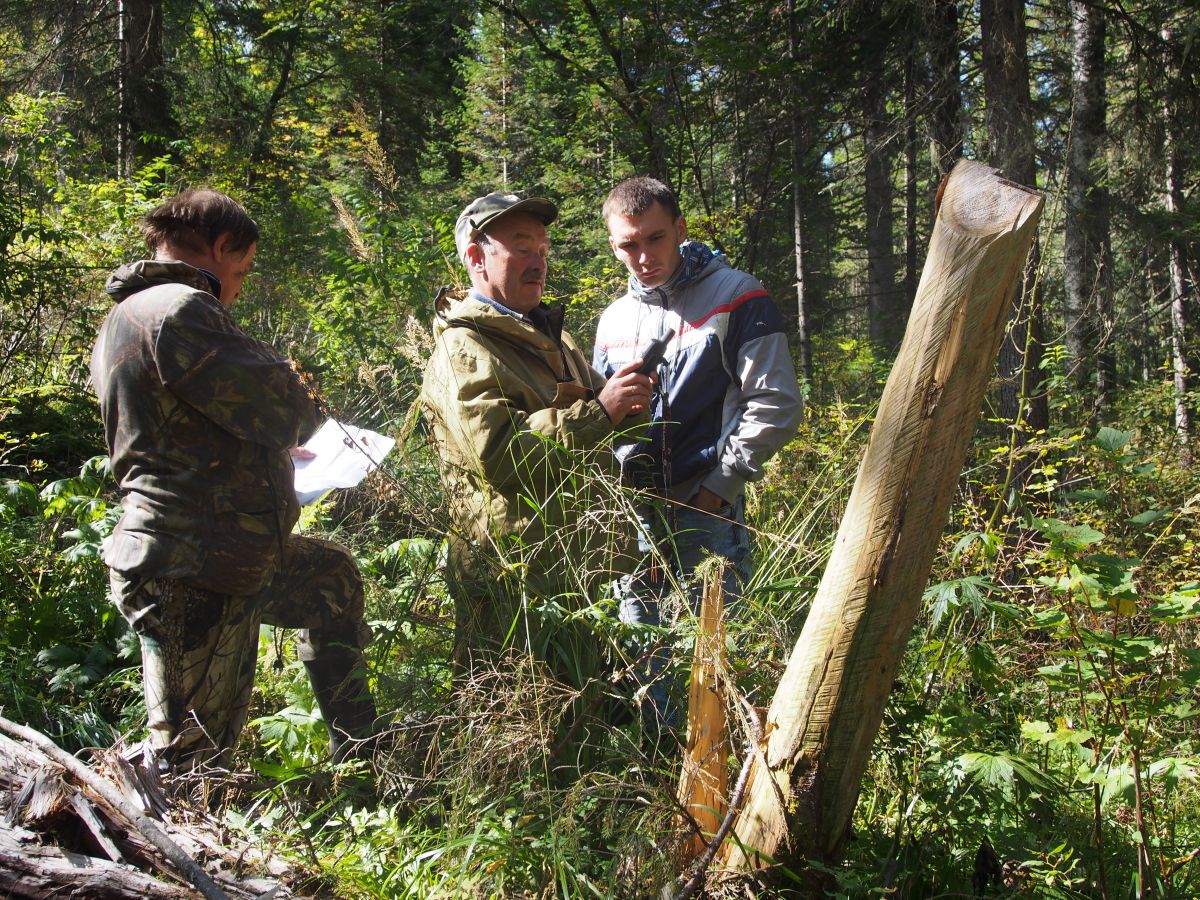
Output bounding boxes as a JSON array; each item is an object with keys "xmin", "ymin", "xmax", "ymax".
[{"xmin": 0, "ymin": 714, "xmax": 230, "ymax": 900}]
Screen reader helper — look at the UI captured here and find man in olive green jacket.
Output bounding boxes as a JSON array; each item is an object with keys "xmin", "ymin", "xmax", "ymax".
[
  {"xmin": 92, "ymin": 190, "xmax": 377, "ymax": 771},
  {"xmin": 420, "ymin": 192, "xmax": 654, "ymax": 676}
]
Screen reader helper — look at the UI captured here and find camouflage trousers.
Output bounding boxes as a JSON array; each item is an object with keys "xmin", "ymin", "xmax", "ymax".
[{"xmin": 108, "ymin": 535, "xmax": 372, "ymax": 770}]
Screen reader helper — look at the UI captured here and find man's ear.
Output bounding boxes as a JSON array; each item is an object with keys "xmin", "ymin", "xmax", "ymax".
[
  {"xmin": 676, "ymin": 217, "xmax": 688, "ymax": 244},
  {"xmin": 210, "ymin": 231, "xmax": 234, "ymax": 261},
  {"xmin": 464, "ymin": 241, "xmax": 485, "ymax": 272}
]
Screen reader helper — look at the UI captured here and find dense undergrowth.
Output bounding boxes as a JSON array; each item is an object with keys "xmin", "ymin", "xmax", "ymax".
[{"xmin": 3, "ymin": 363, "xmax": 1197, "ymax": 898}]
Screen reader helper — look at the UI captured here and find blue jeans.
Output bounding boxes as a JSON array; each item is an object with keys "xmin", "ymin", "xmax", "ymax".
[{"xmin": 617, "ymin": 495, "xmax": 752, "ymax": 731}]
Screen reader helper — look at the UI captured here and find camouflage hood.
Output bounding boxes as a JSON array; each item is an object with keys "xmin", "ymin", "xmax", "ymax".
[
  {"xmin": 105, "ymin": 259, "xmax": 220, "ymax": 304},
  {"xmin": 92, "ymin": 261, "xmax": 319, "ymax": 595}
]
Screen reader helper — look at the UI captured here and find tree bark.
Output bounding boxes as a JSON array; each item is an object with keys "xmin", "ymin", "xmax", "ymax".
[
  {"xmin": 1064, "ymin": 0, "xmax": 1114, "ymax": 409},
  {"xmin": 119, "ymin": 0, "xmax": 175, "ymax": 172},
  {"xmin": 51, "ymin": 2, "xmax": 92, "ymax": 98},
  {"xmin": 904, "ymin": 50, "xmax": 919, "ymax": 310},
  {"xmin": 982, "ymin": 0, "xmax": 1048, "ymax": 459},
  {"xmin": 925, "ymin": 0, "xmax": 961, "ymax": 179},
  {"xmin": 864, "ymin": 58, "xmax": 902, "ymax": 353},
  {"xmin": 248, "ymin": 27, "xmax": 299, "ymax": 186},
  {"xmin": 0, "ymin": 824, "xmax": 190, "ymax": 900},
  {"xmin": 789, "ymin": 0, "xmax": 814, "ymax": 391},
  {"xmin": 0, "ymin": 718, "xmax": 295, "ymax": 900},
  {"xmin": 720, "ymin": 160, "xmax": 1043, "ymax": 878},
  {"xmin": 1163, "ymin": 27, "xmax": 1193, "ymax": 455}
]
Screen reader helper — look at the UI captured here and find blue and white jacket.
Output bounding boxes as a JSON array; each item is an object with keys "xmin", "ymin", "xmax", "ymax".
[{"xmin": 593, "ymin": 242, "xmax": 802, "ymax": 503}]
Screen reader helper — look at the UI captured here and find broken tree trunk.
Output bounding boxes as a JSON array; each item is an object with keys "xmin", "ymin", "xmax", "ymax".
[
  {"xmin": 677, "ymin": 563, "xmax": 730, "ymax": 863},
  {"xmin": 720, "ymin": 160, "xmax": 1043, "ymax": 879}
]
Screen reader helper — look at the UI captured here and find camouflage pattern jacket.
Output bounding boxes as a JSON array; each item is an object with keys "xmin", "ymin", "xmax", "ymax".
[
  {"xmin": 91, "ymin": 260, "xmax": 319, "ymax": 596},
  {"xmin": 420, "ymin": 290, "xmax": 638, "ymax": 598}
]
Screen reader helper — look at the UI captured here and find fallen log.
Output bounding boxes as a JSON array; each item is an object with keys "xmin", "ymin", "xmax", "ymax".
[
  {"xmin": 720, "ymin": 160, "xmax": 1044, "ymax": 881},
  {"xmin": 0, "ymin": 822, "xmax": 190, "ymax": 899},
  {"xmin": 0, "ymin": 714, "xmax": 297, "ymax": 899},
  {"xmin": 0, "ymin": 715, "xmax": 229, "ymax": 900}
]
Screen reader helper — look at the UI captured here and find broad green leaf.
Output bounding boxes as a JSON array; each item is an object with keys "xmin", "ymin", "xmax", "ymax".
[
  {"xmin": 1148, "ymin": 756, "xmax": 1198, "ymax": 788},
  {"xmin": 1021, "ymin": 719, "xmax": 1095, "ymax": 758},
  {"xmin": 1, "ymin": 479, "xmax": 40, "ymax": 509},
  {"xmin": 1021, "ymin": 720, "xmax": 1053, "ymax": 743},
  {"xmin": 1090, "ymin": 763, "xmax": 1136, "ymax": 808},
  {"xmin": 957, "ymin": 751, "xmax": 1015, "ymax": 798},
  {"xmin": 958, "ymin": 751, "xmax": 1060, "ymax": 799},
  {"xmin": 1095, "ymin": 426, "xmax": 1131, "ymax": 452},
  {"xmin": 1063, "ymin": 488, "xmax": 1109, "ymax": 503},
  {"xmin": 1033, "ymin": 517, "xmax": 1105, "ymax": 552},
  {"xmin": 1128, "ymin": 509, "xmax": 1165, "ymax": 525},
  {"xmin": 1110, "ymin": 597, "xmax": 1138, "ymax": 617},
  {"xmin": 1031, "ymin": 608, "xmax": 1069, "ymax": 629},
  {"xmin": 1150, "ymin": 589, "xmax": 1200, "ymax": 623},
  {"xmin": 248, "ymin": 759, "xmax": 303, "ymax": 779}
]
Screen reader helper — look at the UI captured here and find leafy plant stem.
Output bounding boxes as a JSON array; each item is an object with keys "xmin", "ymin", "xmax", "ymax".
[
  {"xmin": 1130, "ymin": 743, "xmax": 1156, "ymax": 898},
  {"xmin": 1093, "ymin": 781, "xmax": 1112, "ymax": 900}
]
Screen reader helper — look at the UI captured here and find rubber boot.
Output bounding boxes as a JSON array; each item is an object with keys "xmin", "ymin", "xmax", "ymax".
[{"xmin": 303, "ymin": 649, "xmax": 378, "ymax": 763}]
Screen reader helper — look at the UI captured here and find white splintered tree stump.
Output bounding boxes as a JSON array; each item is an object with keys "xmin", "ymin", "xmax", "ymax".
[{"xmin": 721, "ymin": 160, "xmax": 1043, "ymax": 877}]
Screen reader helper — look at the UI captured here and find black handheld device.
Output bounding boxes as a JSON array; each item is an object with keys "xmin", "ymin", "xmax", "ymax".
[{"xmin": 634, "ymin": 328, "xmax": 675, "ymax": 375}]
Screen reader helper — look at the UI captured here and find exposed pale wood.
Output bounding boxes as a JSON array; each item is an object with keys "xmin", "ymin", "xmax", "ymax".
[
  {"xmin": 676, "ymin": 565, "xmax": 729, "ymax": 862},
  {"xmin": 70, "ymin": 791, "xmax": 129, "ymax": 864},
  {"xmin": 0, "ymin": 719, "xmax": 296, "ymax": 898},
  {"xmin": 7, "ymin": 765, "xmax": 70, "ymax": 826},
  {"xmin": 673, "ymin": 704, "xmax": 761, "ymax": 900},
  {"xmin": 0, "ymin": 715, "xmax": 230, "ymax": 900},
  {"xmin": 721, "ymin": 160, "xmax": 1043, "ymax": 875},
  {"xmin": 0, "ymin": 823, "xmax": 189, "ymax": 899}
]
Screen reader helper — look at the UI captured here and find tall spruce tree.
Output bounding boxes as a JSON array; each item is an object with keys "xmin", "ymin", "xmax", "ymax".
[
  {"xmin": 1064, "ymin": 0, "xmax": 1113, "ymax": 412},
  {"xmin": 982, "ymin": 0, "xmax": 1048, "ymax": 483}
]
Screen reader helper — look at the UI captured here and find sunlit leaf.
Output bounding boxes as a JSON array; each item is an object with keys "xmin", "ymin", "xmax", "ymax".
[{"xmin": 1095, "ymin": 427, "xmax": 1131, "ymax": 452}]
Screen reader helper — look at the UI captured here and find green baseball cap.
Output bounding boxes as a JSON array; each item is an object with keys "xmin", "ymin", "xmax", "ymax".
[{"xmin": 454, "ymin": 191, "xmax": 558, "ymax": 263}]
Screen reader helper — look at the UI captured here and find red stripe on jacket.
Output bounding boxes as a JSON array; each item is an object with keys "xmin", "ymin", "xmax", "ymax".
[{"xmin": 595, "ymin": 289, "xmax": 770, "ymax": 351}]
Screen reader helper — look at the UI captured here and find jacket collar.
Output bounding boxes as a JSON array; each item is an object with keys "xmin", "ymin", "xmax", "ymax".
[
  {"xmin": 105, "ymin": 259, "xmax": 222, "ymax": 303},
  {"xmin": 628, "ymin": 241, "xmax": 723, "ymax": 305},
  {"xmin": 436, "ymin": 288, "xmax": 566, "ymax": 350}
]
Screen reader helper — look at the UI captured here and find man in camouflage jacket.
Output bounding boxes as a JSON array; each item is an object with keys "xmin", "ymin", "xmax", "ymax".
[
  {"xmin": 420, "ymin": 191, "xmax": 655, "ymax": 679},
  {"xmin": 91, "ymin": 189, "xmax": 377, "ymax": 770}
]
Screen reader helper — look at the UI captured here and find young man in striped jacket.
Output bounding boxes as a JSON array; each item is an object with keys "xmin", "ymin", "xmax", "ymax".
[{"xmin": 593, "ymin": 176, "xmax": 803, "ymax": 728}]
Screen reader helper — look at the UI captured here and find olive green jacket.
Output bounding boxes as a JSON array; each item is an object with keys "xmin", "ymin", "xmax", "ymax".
[
  {"xmin": 420, "ymin": 290, "xmax": 637, "ymax": 599},
  {"xmin": 91, "ymin": 260, "xmax": 319, "ymax": 597}
]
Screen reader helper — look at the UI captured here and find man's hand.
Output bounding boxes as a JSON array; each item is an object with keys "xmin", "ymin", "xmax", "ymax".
[
  {"xmin": 691, "ymin": 485, "xmax": 727, "ymax": 513},
  {"xmin": 289, "ymin": 446, "xmax": 316, "ymax": 460},
  {"xmin": 597, "ymin": 360, "xmax": 655, "ymax": 425}
]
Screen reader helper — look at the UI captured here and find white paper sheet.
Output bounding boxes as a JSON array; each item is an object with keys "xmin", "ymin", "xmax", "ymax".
[{"xmin": 293, "ymin": 419, "xmax": 396, "ymax": 505}]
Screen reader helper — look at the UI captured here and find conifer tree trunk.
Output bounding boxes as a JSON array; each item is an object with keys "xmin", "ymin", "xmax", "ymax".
[
  {"xmin": 789, "ymin": 0, "xmax": 814, "ymax": 391},
  {"xmin": 904, "ymin": 51, "xmax": 919, "ymax": 309},
  {"xmin": 720, "ymin": 160, "xmax": 1043, "ymax": 880},
  {"xmin": 51, "ymin": 3, "xmax": 90, "ymax": 100},
  {"xmin": 864, "ymin": 62, "xmax": 902, "ymax": 353},
  {"xmin": 118, "ymin": 0, "xmax": 174, "ymax": 172},
  {"xmin": 982, "ymin": 0, "xmax": 1048, "ymax": 460},
  {"xmin": 1064, "ymin": 0, "xmax": 1114, "ymax": 409},
  {"xmin": 926, "ymin": 0, "xmax": 961, "ymax": 178},
  {"xmin": 1162, "ymin": 27, "xmax": 1193, "ymax": 455}
]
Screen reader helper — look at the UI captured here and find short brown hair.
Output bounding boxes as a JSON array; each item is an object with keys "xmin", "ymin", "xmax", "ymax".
[
  {"xmin": 602, "ymin": 176, "xmax": 682, "ymax": 223},
  {"xmin": 140, "ymin": 189, "xmax": 259, "ymax": 255}
]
